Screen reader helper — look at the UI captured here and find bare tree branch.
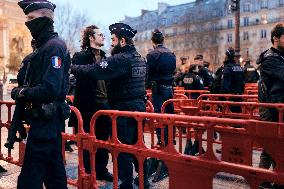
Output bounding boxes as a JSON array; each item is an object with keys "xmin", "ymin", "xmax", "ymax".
[{"xmin": 54, "ymin": 3, "xmax": 90, "ymax": 55}]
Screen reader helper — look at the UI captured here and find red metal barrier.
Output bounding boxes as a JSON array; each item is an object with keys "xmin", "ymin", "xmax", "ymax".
[
  {"xmin": 2, "ymin": 99, "xmax": 284, "ymax": 188},
  {"xmin": 197, "ymin": 94, "xmax": 258, "ymax": 102},
  {"xmin": 84, "ymin": 110, "xmax": 284, "ymax": 188},
  {"xmin": 245, "ymin": 83, "xmax": 258, "ymax": 88},
  {"xmin": 198, "ymin": 100, "xmax": 284, "ymax": 122},
  {"xmin": 174, "ymin": 90, "xmax": 210, "ymax": 99},
  {"xmin": 0, "ymin": 101, "xmax": 26, "ymax": 166}
]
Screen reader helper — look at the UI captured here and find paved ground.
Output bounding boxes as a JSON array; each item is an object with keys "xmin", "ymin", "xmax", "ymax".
[{"xmin": 0, "ymin": 93, "xmax": 261, "ymax": 189}]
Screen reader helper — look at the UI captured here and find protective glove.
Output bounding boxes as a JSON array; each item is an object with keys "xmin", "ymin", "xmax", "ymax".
[{"xmin": 11, "ymin": 87, "xmax": 27, "ymax": 100}]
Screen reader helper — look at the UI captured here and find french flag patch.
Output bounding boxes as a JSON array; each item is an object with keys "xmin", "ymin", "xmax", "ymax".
[{"xmin": 51, "ymin": 56, "xmax": 62, "ymax": 69}]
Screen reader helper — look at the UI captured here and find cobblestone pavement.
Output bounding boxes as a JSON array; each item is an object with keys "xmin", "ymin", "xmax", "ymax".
[{"xmin": 0, "ymin": 94, "xmax": 261, "ymax": 189}]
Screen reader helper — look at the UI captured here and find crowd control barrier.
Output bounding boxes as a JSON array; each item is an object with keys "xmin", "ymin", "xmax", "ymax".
[
  {"xmin": 74, "ymin": 110, "xmax": 284, "ymax": 188},
  {"xmin": 197, "ymin": 94, "xmax": 259, "ymax": 102}
]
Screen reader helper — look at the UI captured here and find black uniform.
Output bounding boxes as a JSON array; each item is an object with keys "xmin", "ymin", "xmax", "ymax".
[
  {"xmin": 146, "ymin": 44, "xmax": 176, "ymax": 143},
  {"xmin": 220, "ymin": 59, "xmax": 245, "ymax": 94},
  {"xmin": 15, "ymin": 1, "xmax": 69, "ymax": 189},
  {"xmin": 243, "ymin": 62, "xmax": 259, "ymax": 83},
  {"xmin": 72, "ymin": 44, "xmax": 146, "ymax": 187},
  {"xmin": 71, "ymin": 48, "xmax": 111, "ymax": 176},
  {"xmin": 198, "ymin": 66, "xmax": 213, "ymax": 88},
  {"xmin": 257, "ymin": 47, "xmax": 284, "ymax": 189},
  {"xmin": 16, "ymin": 29, "xmax": 70, "ymax": 189},
  {"xmin": 218, "ymin": 60, "xmax": 245, "ymax": 113},
  {"xmin": 181, "ymin": 71, "xmax": 204, "ymax": 99},
  {"xmin": 210, "ymin": 66, "xmax": 224, "ymax": 94}
]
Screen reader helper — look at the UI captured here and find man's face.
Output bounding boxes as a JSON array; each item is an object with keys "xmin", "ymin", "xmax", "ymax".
[
  {"xmin": 111, "ymin": 34, "xmax": 119, "ymax": 47},
  {"xmin": 194, "ymin": 59, "xmax": 203, "ymax": 65},
  {"xmin": 92, "ymin": 29, "xmax": 105, "ymax": 47},
  {"xmin": 26, "ymin": 11, "xmax": 42, "ymax": 22}
]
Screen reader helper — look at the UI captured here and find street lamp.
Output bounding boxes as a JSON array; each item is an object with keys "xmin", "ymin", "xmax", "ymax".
[{"xmin": 229, "ymin": 0, "xmax": 241, "ymax": 63}]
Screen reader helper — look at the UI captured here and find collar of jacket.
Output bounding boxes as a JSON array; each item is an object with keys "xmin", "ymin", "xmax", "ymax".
[
  {"xmin": 271, "ymin": 47, "xmax": 284, "ymax": 57},
  {"xmin": 120, "ymin": 44, "xmax": 136, "ymax": 53},
  {"xmin": 154, "ymin": 44, "xmax": 164, "ymax": 49},
  {"xmin": 87, "ymin": 47, "xmax": 106, "ymax": 60}
]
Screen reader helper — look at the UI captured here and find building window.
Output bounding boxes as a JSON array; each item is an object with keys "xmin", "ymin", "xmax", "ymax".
[
  {"xmin": 261, "ymin": 29, "xmax": 267, "ymax": 38},
  {"xmin": 228, "ymin": 19, "xmax": 233, "ymax": 29},
  {"xmin": 280, "ymin": 0, "xmax": 284, "ymax": 6},
  {"xmin": 243, "ymin": 32, "xmax": 249, "ymax": 41},
  {"xmin": 227, "ymin": 33, "xmax": 233, "ymax": 43},
  {"xmin": 260, "ymin": 0, "xmax": 268, "ymax": 9},
  {"xmin": 244, "ymin": 17, "xmax": 249, "ymax": 26},
  {"xmin": 243, "ymin": 3, "xmax": 250, "ymax": 12}
]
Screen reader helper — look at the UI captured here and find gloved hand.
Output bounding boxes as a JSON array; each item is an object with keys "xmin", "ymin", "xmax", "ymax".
[{"xmin": 11, "ymin": 87, "xmax": 27, "ymax": 100}]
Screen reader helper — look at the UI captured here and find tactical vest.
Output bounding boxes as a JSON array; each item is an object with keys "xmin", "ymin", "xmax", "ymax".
[{"xmin": 108, "ymin": 52, "xmax": 146, "ymax": 102}]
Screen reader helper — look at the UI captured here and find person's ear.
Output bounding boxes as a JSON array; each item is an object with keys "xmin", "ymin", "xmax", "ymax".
[
  {"xmin": 120, "ymin": 37, "xmax": 126, "ymax": 46},
  {"xmin": 89, "ymin": 35, "xmax": 95, "ymax": 42}
]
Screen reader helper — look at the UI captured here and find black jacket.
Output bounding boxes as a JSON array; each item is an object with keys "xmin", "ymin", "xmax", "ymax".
[
  {"xmin": 220, "ymin": 59, "xmax": 245, "ymax": 94},
  {"xmin": 198, "ymin": 66, "xmax": 213, "ymax": 88},
  {"xmin": 20, "ymin": 29, "xmax": 70, "ymax": 139},
  {"xmin": 243, "ymin": 63, "xmax": 259, "ymax": 83},
  {"xmin": 146, "ymin": 45, "xmax": 176, "ymax": 86},
  {"xmin": 257, "ymin": 47, "xmax": 284, "ymax": 103},
  {"xmin": 72, "ymin": 48, "xmax": 106, "ymax": 114}
]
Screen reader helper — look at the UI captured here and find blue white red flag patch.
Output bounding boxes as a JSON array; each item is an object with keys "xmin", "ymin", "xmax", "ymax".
[{"xmin": 51, "ymin": 56, "xmax": 62, "ymax": 69}]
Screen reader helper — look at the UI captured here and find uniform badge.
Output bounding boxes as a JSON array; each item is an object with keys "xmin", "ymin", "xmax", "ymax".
[
  {"xmin": 183, "ymin": 77, "xmax": 194, "ymax": 84},
  {"xmin": 51, "ymin": 56, "xmax": 62, "ymax": 69},
  {"xmin": 100, "ymin": 61, "xmax": 108, "ymax": 69}
]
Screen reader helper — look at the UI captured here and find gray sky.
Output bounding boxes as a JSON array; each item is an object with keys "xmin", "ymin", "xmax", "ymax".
[{"xmin": 50, "ymin": 0, "xmax": 194, "ymax": 27}]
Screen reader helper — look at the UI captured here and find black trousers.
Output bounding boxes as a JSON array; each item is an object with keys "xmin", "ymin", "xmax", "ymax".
[
  {"xmin": 17, "ymin": 134, "xmax": 67, "ymax": 189},
  {"xmin": 112, "ymin": 100, "xmax": 146, "ymax": 186},
  {"xmin": 83, "ymin": 102, "xmax": 111, "ymax": 174}
]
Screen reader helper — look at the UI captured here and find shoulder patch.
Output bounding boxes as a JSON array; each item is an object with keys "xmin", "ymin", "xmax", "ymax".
[
  {"xmin": 51, "ymin": 56, "xmax": 62, "ymax": 69},
  {"xmin": 132, "ymin": 66, "xmax": 146, "ymax": 77},
  {"xmin": 100, "ymin": 61, "xmax": 108, "ymax": 69},
  {"xmin": 232, "ymin": 66, "xmax": 243, "ymax": 72},
  {"xmin": 183, "ymin": 77, "xmax": 194, "ymax": 84}
]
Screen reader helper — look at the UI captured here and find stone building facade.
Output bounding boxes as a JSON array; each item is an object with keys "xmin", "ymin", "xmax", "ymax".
[
  {"xmin": 122, "ymin": 0, "xmax": 284, "ymax": 71},
  {"xmin": 0, "ymin": 0, "xmax": 31, "ymax": 75}
]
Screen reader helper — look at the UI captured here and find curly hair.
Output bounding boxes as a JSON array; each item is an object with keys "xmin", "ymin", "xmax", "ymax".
[
  {"xmin": 81, "ymin": 25, "xmax": 99, "ymax": 50},
  {"xmin": 271, "ymin": 23, "xmax": 284, "ymax": 44}
]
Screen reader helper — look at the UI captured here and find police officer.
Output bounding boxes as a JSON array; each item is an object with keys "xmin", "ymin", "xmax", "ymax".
[
  {"xmin": 71, "ymin": 25, "xmax": 113, "ymax": 181},
  {"xmin": 194, "ymin": 55, "xmax": 213, "ymax": 89},
  {"xmin": 71, "ymin": 23, "xmax": 146, "ymax": 189},
  {"xmin": 146, "ymin": 28, "xmax": 176, "ymax": 144},
  {"xmin": 12, "ymin": 1, "xmax": 70, "ymax": 188},
  {"xmin": 243, "ymin": 59, "xmax": 259, "ymax": 83},
  {"xmin": 220, "ymin": 47, "xmax": 245, "ymax": 94},
  {"xmin": 256, "ymin": 23, "xmax": 284, "ymax": 189},
  {"xmin": 216, "ymin": 48, "xmax": 245, "ymax": 114},
  {"xmin": 181, "ymin": 64, "xmax": 204, "ymax": 99}
]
